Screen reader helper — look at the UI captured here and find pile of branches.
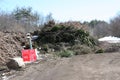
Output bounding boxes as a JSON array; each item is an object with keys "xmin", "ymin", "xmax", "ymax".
[{"xmin": 33, "ymin": 24, "xmax": 97, "ymax": 47}]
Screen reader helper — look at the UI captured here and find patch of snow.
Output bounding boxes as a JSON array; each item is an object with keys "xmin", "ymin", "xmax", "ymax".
[{"xmin": 98, "ymin": 36, "xmax": 120, "ymax": 43}]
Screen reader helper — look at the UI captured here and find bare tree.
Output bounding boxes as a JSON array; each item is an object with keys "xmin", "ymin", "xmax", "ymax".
[
  {"xmin": 93, "ymin": 22, "xmax": 110, "ymax": 38},
  {"xmin": 88, "ymin": 20, "xmax": 110, "ymax": 38},
  {"xmin": 45, "ymin": 13, "xmax": 54, "ymax": 23},
  {"xmin": 110, "ymin": 15, "xmax": 120, "ymax": 37},
  {"xmin": 0, "ymin": 12, "xmax": 26, "ymax": 32}
]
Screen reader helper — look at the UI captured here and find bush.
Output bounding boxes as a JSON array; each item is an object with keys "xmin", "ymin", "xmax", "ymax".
[
  {"xmin": 41, "ymin": 44, "xmax": 49, "ymax": 52},
  {"xmin": 58, "ymin": 50, "xmax": 74, "ymax": 57},
  {"xmin": 72, "ymin": 45, "xmax": 92, "ymax": 55},
  {"xmin": 95, "ymin": 49, "xmax": 104, "ymax": 53}
]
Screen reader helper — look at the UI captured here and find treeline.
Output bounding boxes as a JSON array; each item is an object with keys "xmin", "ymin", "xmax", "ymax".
[
  {"xmin": 83, "ymin": 20, "xmax": 110, "ymax": 38},
  {"xmin": 83, "ymin": 15, "xmax": 120, "ymax": 38},
  {"xmin": 0, "ymin": 7, "xmax": 53, "ymax": 33},
  {"xmin": 0, "ymin": 7, "xmax": 120, "ymax": 38}
]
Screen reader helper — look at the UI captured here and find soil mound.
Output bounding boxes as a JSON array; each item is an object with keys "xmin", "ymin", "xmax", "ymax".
[{"xmin": 0, "ymin": 31, "xmax": 25, "ymax": 66}]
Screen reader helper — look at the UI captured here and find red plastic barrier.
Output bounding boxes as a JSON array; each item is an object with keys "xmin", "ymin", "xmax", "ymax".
[{"xmin": 22, "ymin": 49, "xmax": 37, "ymax": 62}]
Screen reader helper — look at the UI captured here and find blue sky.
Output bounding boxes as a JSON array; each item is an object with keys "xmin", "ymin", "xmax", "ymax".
[{"xmin": 0, "ymin": 0, "xmax": 120, "ymax": 22}]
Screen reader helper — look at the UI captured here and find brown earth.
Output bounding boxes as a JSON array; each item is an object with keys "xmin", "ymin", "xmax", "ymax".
[
  {"xmin": 8, "ymin": 52, "xmax": 120, "ymax": 80},
  {"xmin": 0, "ymin": 31, "xmax": 25, "ymax": 66}
]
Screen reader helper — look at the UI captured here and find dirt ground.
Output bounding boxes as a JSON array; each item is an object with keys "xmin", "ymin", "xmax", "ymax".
[{"xmin": 6, "ymin": 52, "xmax": 120, "ymax": 80}]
